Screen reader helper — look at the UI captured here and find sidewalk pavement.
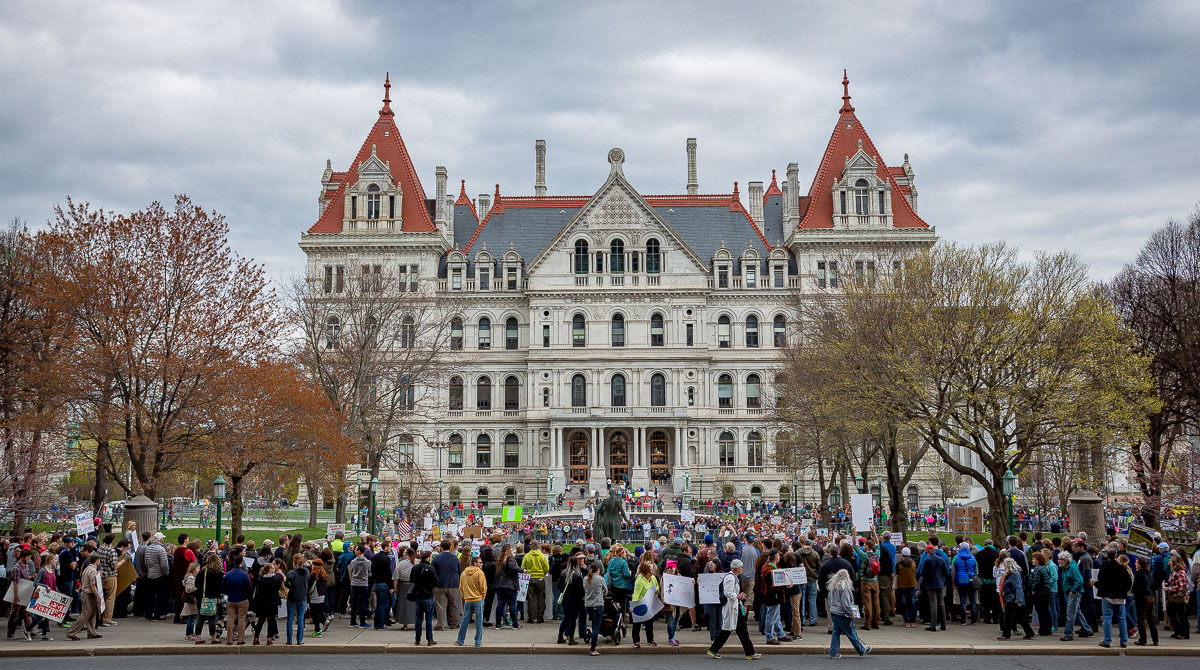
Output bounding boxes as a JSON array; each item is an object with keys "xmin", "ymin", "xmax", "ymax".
[{"xmin": 3, "ymin": 613, "xmax": 1198, "ymax": 657}]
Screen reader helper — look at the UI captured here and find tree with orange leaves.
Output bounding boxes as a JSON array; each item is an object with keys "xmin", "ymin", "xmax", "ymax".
[
  {"xmin": 42, "ymin": 196, "xmax": 284, "ymax": 501},
  {"xmin": 207, "ymin": 358, "xmax": 352, "ymax": 538}
]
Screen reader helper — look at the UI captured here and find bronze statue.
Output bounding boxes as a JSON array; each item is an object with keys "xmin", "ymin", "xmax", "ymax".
[{"xmin": 594, "ymin": 488, "xmax": 628, "ymax": 542}]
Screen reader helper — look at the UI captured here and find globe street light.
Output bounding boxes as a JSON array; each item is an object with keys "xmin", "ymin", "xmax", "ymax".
[
  {"xmin": 213, "ymin": 474, "xmax": 226, "ymax": 545},
  {"xmin": 1002, "ymin": 468, "xmax": 1017, "ymax": 537},
  {"xmin": 855, "ymin": 474, "xmax": 865, "ymax": 494},
  {"xmin": 355, "ymin": 471, "xmax": 362, "ymax": 533},
  {"xmin": 535, "ymin": 470, "xmax": 542, "ymax": 507},
  {"xmin": 369, "ymin": 476, "xmax": 379, "ymax": 536}
]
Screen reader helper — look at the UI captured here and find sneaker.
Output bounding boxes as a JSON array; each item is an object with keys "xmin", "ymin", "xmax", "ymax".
[
  {"xmin": 669, "ymin": 639, "xmax": 679, "ymax": 646},
  {"xmin": 830, "ymin": 655, "xmax": 842, "ymax": 660},
  {"xmin": 313, "ymin": 631, "xmax": 323, "ymax": 637},
  {"xmin": 41, "ymin": 635, "xmax": 53, "ymax": 641},
  {"xmin": 22, "ymin": 630, "xmax": 32, "ymax": 642},
  {"xmin": 746, "ymin": 653, "xmax": 763, "ymax": 660},
  {"xmin": 707, "ymin": 651, "xmax": 722, "ymax": 659},
  {"xmin": 860, "ymin": 646, "xmax": 872, "ymax": 657}
]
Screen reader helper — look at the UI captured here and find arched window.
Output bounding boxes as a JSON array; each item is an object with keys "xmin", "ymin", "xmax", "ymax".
[
  {"xmin": 542, "ymin": 387, "xmax": 550, "ymax": 407},
  {"xmin": 366, "ymin": 184, "xmax": 381, "ymax": 219},
  {"xmin": 476, "ymin": 376, "xmax": 491, "ymax": 410},
  {"xmin": 324, "ymin": 316, "xmax": 340, "ymax": 349},
  {"xmin": 717, "ymin": 315, "xmax": 731, "ymax": 348},
  {"xmin": 650, "ymin": 313, "xmax": 664, "ymax": 346},
  {"xmin": 907, "ymin": 485, "xmax": 920, "ymax": 509},
  {"xmin": 574, "ymin": 240, "xmax": 589, "ymax": 274},
  {"xmin": 504, "ymin": 375, "xmax": 519, "ymax": 410},
  {"xmin": 650, "ymin": 373, "xmax": 666, "ymax": 407},
  {"xmin": 611, "ymin": 374, "xmax": 626, "ymax": 407},
  {"xmin": 571, "ymin": 374, "xmax": 587, "ymax": 407},
  {"xmin": 687, "ymin": 386, "xmax": 694, "ymax": 406},
  {"xmin": 750, "ymin": 485, "xmax": 763, "ymax": 502},
  {"xmin": 401, "ymin": 315, "xmax": 415, "ymax": 348},
  {"xmin": 504, "ymin": 434, "xmax": 519, "ymax": 468},
  {"xmin": 611, "ymin": 314, "xmax": 625, "ymax": 347},
  {"xmin": 478, "ymin": 317, "xmax": 491, "ymax": 350},
  {"xmin": 476, "ymin": 434, "xmax": 491, "ymax": 468},
  {"xmin": 854, "ymin": 179, "xmax": 869, "ymax": 215},
  {"xmin": 476, "ymin": 487, "xmax": 488, "ymax": 508},
  {"xmin": 448, "ymin": 376, "xmax": 463, "ymax": 410},
  {"xmin": 745, "ymin": 315, "xmax": 759, "ymax": 348},
  {"xmin": 450, "ymin": 317, "xmax": 463, "ymax": 350},
  {"xmin": 747, "ymin": 431, "xmax": 763, "ymax": 466},
  {"xmin": 645, "ymin": 238, "xmax": 661, "ymax": 274},
  {"xmin": 572, "ymin": 313, "xmax": 586, "ymax": 347},
  {"xmin": 610, "ymin": 239, "xmax": 625, "ymax": 274},
  {"xmin": 718, "ymin": 374, "xmax": 733, "ymax": 408},
  {"xmin": 773, "ymin": 315, "xmax": 786, "ymax": 347},
  {"xmin": 399, "ymin": 375, "xmax": 414, "ymax": 410},
  {"xmin": 746, "ymin": 374, "xmax": 761, "ymax": 408},
  {"xmin": 719, "ymin": 431, "xmax": 735, "ymax": 466},
  {"xmin": 505, "ymin": 487, "xmax": 517, "ymax": 505},
  {"xmin": 448, "ymin": 434, "xmax": 463, "ymax": 468},
  {"xmin": 505, "ymin": 317, "xmax": 519, "ymax": 350}
]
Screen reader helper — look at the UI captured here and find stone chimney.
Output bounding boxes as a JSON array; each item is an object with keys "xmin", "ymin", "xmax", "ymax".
[
  {"xmin": 747, "ymin": 181, "xmax": 764, "ymax": 227},
  {"xmin": 434, "ymin": 166, "xmax": 447, "ymax": 228},
  {"xmin": 535, "ymin": 140, "xmax": 547, "ymax": 196},
  {"xmin": 444, "ymin": 195, "xmax": 455, "ymax": 241},
  {"xmin": 786, "ymin": 162, "xmax": 800, "ymax": 234},
  {"xmin": 686, "ymin": 138, "xmax": 698, "ymax": 195},
  {"xmin": 477, "ymin": 193, "xmax": 491, "ymax": 220}
]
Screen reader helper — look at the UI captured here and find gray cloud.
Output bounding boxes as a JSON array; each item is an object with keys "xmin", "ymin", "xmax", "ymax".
[{"xmin": 1, "ymin": 1, "xmax": 1197, "ymax": 279}]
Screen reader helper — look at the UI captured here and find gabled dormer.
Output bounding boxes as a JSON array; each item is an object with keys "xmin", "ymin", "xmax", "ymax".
[
  {"xmin": 831, "ymin": 139, "xmax": 892, "ymax": 229},
  {"xmin": 473, "ymin": 245, "xmax": 494, "ymax": 291},
  {"xmin": 343, "ymin": 144, "xmax": 403, "ymax": 232},
  {"xmin": 446, "ymin": 248, "xmax": 468, "ymax": 291}
]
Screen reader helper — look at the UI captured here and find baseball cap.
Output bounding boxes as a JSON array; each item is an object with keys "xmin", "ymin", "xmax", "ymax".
[
  {"xmin": 153, "ymin": 532, "xmax": 165, "ymax": 540},
  {"xmin": 1157, "ymin": 542, "xmax": 1169, "ymax": 550}
]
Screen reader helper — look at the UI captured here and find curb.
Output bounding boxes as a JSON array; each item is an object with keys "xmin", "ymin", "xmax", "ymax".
[{"xmin": 2, "ymin": 642, "xmax": 1198, "ymax": 658}]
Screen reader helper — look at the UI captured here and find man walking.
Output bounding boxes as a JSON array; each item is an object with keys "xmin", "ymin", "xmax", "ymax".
[
  {"xmin": 456, "ymin": 555, "xmax": 487, "ymax": 647},
  {"xmin": 66, "ymin": 555, "xmax": 103, "ymax": 640},
  {"xmin": 432, "ymin": 539, "xmax": 462, "ymax": 630},
  {"xmin": 95, "ymin": 534, "xmax": 120, "ymax": 627}
]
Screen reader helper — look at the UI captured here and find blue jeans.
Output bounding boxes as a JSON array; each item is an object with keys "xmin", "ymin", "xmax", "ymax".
[
  {"xmin": 1064, "ymin": 592, "xmax": 1091, "ymax": 637},
  {"xmin": 350, "ymin": 585, "xmax": 369, "ymax": 625},
  {"xmin": 762, "ymin": 604, "xmax": 783, "ymax": 641},
  {"xmin": 897, "ymin": 587, "xmax": 916, "ymax": 623},
  {"xmin": 551, "ymin": 581, "xmax": 563, "ymax": 619},
  {"xmin": 185, "ymin": 613, "xmax": 196, "ymax": 636},
  {"xmin": 1101, "ymin": 599, "xmax": 1128, "ymax": 646},
  {"xmin": 1047, "ymin": 592, "xmax": 1059, "ymax": 629},
  {"xmin": 373, "ymin": 583, "xmax": 391, "ymax": 628},
  {"xmin": 457, "ymin": 600, "xmax": 483, "ymax": 646},
  {"xmin": 496, "ymin": 588, "xmax": 519, "ymax": 628},
  {"xmin": 830, "ymin": 613, "xmax": 866, "ymax": 657},
  {"xmin": 705, "ymin": 602, "xmax": 723, "ymax": 641},
  {"xmin": 667, "ymin": 607, "xmax": 679, "ymax": 641},
  {"xmin": 587, "ymin": 605, "xmax": 603, "ymax": 651},
  {"xmin": 415, "ymin": 598, "xmax": 435, "ymax": 642},
  {"xmin": 286, "ymin": 601, "xmax": 307, "ymax": 644},
  {"xmin": 957, "ymin": 584, "xmax": 977, "ymax": 622},
  {"xmin": 802, "ymin": 581, "xmax": 819, "ymax": 624}
]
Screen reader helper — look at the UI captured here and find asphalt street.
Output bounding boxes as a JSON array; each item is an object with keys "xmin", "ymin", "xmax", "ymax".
[{"xmin": 26, "ymin": 656, "xmax": 1197, "ymax": 670}]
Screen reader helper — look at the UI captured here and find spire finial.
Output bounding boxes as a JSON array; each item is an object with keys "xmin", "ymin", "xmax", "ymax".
[
  {"xmin": 732, "ymin": 180, "xmax": 739, "ymax": 199},
  {"xmin": 770, "ymin": 169, "xmax": 778, "ymax": 187},
  {"xmin": 380, "ymin": 72, "xmax": 394, "ymax": 117},
  {"xmin": 840, "ymin": 69, "xmax": 854, "ymax": 114},
  {"xmin": 494, "ymin": 183, "xmax": 501, "ymax": 198},
  {"xmin": 459, "ymin": 179, "xmax": 467, "ymax": 195}
]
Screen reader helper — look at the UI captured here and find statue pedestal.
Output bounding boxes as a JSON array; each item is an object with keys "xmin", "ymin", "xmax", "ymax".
[
  {"xmin": 630, "ymin": 467, "xmax": 649, "ymax": 491},
  {"xmin": 589, "ymin": 467, "xmax": 608, "ymax": 493},
  {"xmin": 1068, "ymin": 492, "xmax": 1105, "ymax": 539}
]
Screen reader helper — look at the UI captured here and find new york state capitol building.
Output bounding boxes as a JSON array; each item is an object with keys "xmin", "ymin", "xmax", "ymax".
[{"xmin": 299, "ymin": 73, "xmax": 944, "ymax": 509}]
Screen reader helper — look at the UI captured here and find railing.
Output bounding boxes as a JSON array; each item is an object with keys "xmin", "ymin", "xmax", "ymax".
[
  {"xmin": 631, "ymin": 275, "xmax": 640, "ymax": 286},
  {"xmin": 605, "ymin": 407, "xmax": 629, "ymax": 414},
  {"xmin": 475, "ymin": 410, "xmax": 492, "ymax": 417},
  {"xmin": 646, "ymin": 275, "xmax": 659, "ymax": 286},
  {"xmin": 719, "ymin": 408, "xmax": 736, "ymax": 415},
  {"xmin": 575, "ymin": 276, "xmax": 588, "ymax": 287},
  {"xmin": 610, "ymin": 276, "xmax": 624, "ymax": 286},
  {"xmin": 503, "ymin": 410, "xmax": 522, "ymax": 418},
  {"xmin": 447, "ymin": 410, "xmax": 464, "ymax": 418}
]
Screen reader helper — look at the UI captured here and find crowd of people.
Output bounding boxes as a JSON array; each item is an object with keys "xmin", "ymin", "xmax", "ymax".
[{"xmin": 4, "ymin": 509, "xmax": 1200, "ymax": 658}]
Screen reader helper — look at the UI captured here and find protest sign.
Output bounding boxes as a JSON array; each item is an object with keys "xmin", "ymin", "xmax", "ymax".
[
  {"xmin": 30, "ymin": 586, "xmax": 71, "ymax": 623},
  {"xmin": 325, "ymin": 523, "xmax": 345, "ymax": 540},
  {"xmin": 770, "ymin": 515, "xmax": 782, "ymax": 526},
  {"xmin": 501, "ymin": 506, "xmax": 523, "ymax": 523},
  {"xmin": 96, "ymin": 571, "xmax": 105, "ymax": 614},
  {"xmin": 1126, "ymin": 525, "xmax": 1156, "ymax": 560},
  {"xmin": 75, "ymin": 512, "xmax": 95, "ymax": 536},
  {"xmin": 696, "ymin": 523, "xmax": 707, "ymax": 534},
  {"xmin": 418, "ymin": 540, "xmax": 432, "ymax": 552},
  {"xmin": 631, "ymin": 585, "xmax": 664, "ymax": 622},
  {"xmin": 463, "ymin": 526, "xmax": 482, "ymax": 539},
  {"xmin": 662, "ymin": 573, "xmax": 695, "ymax": 608},
  {"xmin": 851, "ymin": 494, "xmax": 874, "ymax": 529},
  {"xmin": 424, "ymin": 517, "xmax": 433, "ymax": 530},
  {"xmin": 680, "ymin": 510, "xmax": 695, "ymax": 524},
  {"xmin": 517, "ymin": 573, "xmax": 531, "ymax": 602},
  {"xmin": 816, "ymin": 528, "xmax": 829, "ymax": 537},
  {"xmin": 582, "ymin": 509, "xmax": 593, "ymax": 521},
  {"xmin": 786, "ymin": 567, "xmax": 807, "ymax": 585},
  {"xmin": 771, "ymin": 569, "xmax": 791, "ymax": 587},
  {"xmin": 116, "ymin": 559, "xmax": 137, "ymax": 594},
  {"xmin": 444, "ymin": 523, "xmax": 458, "ymax": 537},
  {"xmin": 698, "ymin": 573, "xmax": 724, "ymax": 604},
  {"xmin": 483, "ymin": 517, "xmax": 494, "ymax": 528}
]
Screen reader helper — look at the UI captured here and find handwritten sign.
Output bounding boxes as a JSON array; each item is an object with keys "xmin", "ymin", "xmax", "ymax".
[
  {"xmin": 698, "ymin": 573, "xmax": 724, "ymax": 604},
  {"xmin": 786, "ymin": 567, "xmax": 807, "ymax": 585},
  {"xmin": 770, "ymin": 515, "xmax": 782, "ymax": 526},
  {"xmin": 582, "ymin": 509, "xmax": 593, "ymax": 521},
  {"xmin": 424, "ymin": 517, "xmax": 433, "ymax": 530},
  {"xmin": 501, "ymin": 506, "xmax": 522, "ymax": 523},
  {"xmin": 325, "ymin": 523, "xmax": 345, "ymax": 540},
  {"xmin": 75, "ymin": 512, "xmax": 95, "ymax": 536},
  {"xmin": 631, "ymin": 585, "xmax": 663, "ymax": 622},
  {"xmin": 517, "ymin": 573, "xmax": 531, "ymax": 602},
  {"xmin": 30, "ymin": 586, "xmax": 71, "ymax": 623},
  {"xmin": 662, "ymin": 573, "xmax": 695, "ymax": 608},
  {"xmin": 771, "ymin": 569, "xmax": 791, "ymax": 586},
  {"xmin": 680, "ymin": 510, "xmax": 695, "ymax": 524}
]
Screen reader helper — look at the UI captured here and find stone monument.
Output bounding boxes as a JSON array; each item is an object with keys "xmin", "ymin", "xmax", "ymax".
[{"xmin": 1067, "ymin": 491, "xmax": 1104, "ymax": 540}]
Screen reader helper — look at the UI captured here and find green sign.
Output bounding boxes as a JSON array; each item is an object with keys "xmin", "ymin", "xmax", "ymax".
[{"xmin": 501, "ymin": 506, "xmax": 523, "ymax": 523}]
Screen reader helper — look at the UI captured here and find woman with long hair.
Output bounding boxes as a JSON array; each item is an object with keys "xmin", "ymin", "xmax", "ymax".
[
  {"xmin": 251, "ymin": 561, "xmax": 282, "ymax": 645},
  {"xmin": 583, "ymin": 558, "xmax": 608, "ymax": 656},
  {"xmin": 631, "ymin": 560, "xmax": 661, "ymax": 648},
  {"xmin": 307, "ymin": 558, "xmax": 327, "ymax": 637},
  {"xmin": 193, "ymin": 553, "xmax": 225, "ymax": 645},
  {"xmin": 827, "ymin": 568, "xmax": 869, "ymax": 658},
  {"xmin": 1164, "ymin": 555, "xmax": 1191, "ymax": 639},
  {"xmin": 1132, "ymin": 556, "xmax": 1158, "ymax": 646},
  {"xmin": 998, "ymin": 558, "xmax": 1035, "ymax": 640},
  {"xmin": 493, "ymin": 544, "xmax": 522, "ymax": 630},
  {"xmin": 558, "ymin": 552, "xmax": 587, "ymax": 644}
]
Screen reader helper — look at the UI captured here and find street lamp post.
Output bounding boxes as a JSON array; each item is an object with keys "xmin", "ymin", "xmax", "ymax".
[
  {"xmin": 213, "ymin": 474, "xmax": 226, "ymax": 545},
  {"xmin": 535, "ymin": 470, "xmax": 541, "ymax": 507},
  {"xmin": 684, "ymin": 470, "xmax": 692, "ymax": 508},
  {"xmin": 159, "ymin": 502, "xmax": 167, "ymax": 532},
  {"xmin": 698, "ymin": 473, "xmax": 704, "ymax": 508},
  {"xmin": 792, "ymin": 473, "xmax": 799, "ymax": 510},
  {"xmin": 438, "ymin": 477, "xmax": 444, "ymax": 511},
  {"xmin": 1002, "ymin": 468, "xmax": 1017, "ymax": 538},
  {"xmin": 369, "ymin": 476, "xmax": 379, "ymax": 536},
  {"xmin": 548, "ymin": 472, "xmax": 555, "ymax": 509},
  {"xmin": 876, "ymin": 473, "xmax": 884, "ymax": 524},
  {"xmin": 355, "ymin": 471, "xmax": 362, "ymax": 533},
  {"xmin": 855, "ymin": 474, "xmax": 865, "ymax": 494},
  {"xmin": 397, "ymin": 469, "xmax": 405, "ymax": 519}
]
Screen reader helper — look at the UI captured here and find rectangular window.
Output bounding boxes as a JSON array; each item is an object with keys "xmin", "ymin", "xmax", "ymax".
[
  {"xmin": 351, "ymin": 195, "xmax": 358, "ymax": 218},
  {"xmin": 839, "ymin": 191, "xmax": 846, "ymax": 215},
  {"xmin": 398, "ymin": 265, "xmax": 408, "ymax": 292},
  {"xmin": 478, "ymin": 268, "xmax": 489, "ymax": 291},
  {"xmin": 718, "ymin": 268, "xmax": 729, "ymax": 289},
  {"xmin": 595, "ymin": 252, "xmax": 604, "ymax": 273},
  {"xmin": 686, "ymin": 323, "xmax": 694, "ymax": 346},
  {"xmin": 542, "ymin": 324, "xmax": 550, "ymax": 348},
  {"xmin": 389, "ymin": 195, "xmax": 395, "ymax": 218},
  {"xmin": 817, "ymin": 261, "xmax": 826, "ymax": 289},
  {"xmin": 773, "ymin": 268, "xmax": 784, "ymax": 288},
  {"xmin": 855, "ymin": 260, "xmax": 864, "ymax": 283},
  {"xmin": 335, "ymin": 265, "xmax": 344, "ymax": 293},
  {"xmin": 451, "ymin": 269, "xmax": 462, "ymax": 290},
  {"xmin": 746, "ymin": 267, "xmax": 756, "ymax": 288},
  {"xmin": 323, "ymin": 266, "xmax": 333, "ymax": 293},
  {"xmin": 878, "ymin": 191, "xmax": 885, "ymax": 216},
  {"xmin": 506, "ymin": 268, "xmax": 517, "ymax": 290},
  {"xmin": 829, "ymin": 261, "xmax": 838, "ymax": 288},
  {"xmin": 409, "ymin": 265, "xmax": 418, "ymax": 291},
  {"xmin": 631, "ymin": 252, "xmax": 639, "ymax": 273},
  {"xmin": 893, "ymin": 260, "xmax": 902, "ymax": 287},
  {"xmin": 397, "ymin": 438, "xmax": 413, "ymax": 465}
]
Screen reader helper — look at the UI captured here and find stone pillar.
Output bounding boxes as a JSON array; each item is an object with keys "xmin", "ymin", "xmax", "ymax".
[
  {"xmin": 686, "ymin": 138, "xmax": 698, "ymax": 195},
  {"xmin": 1067, "ymin": 492, "xmax": 1105, "ymax": 540},
  {"xmin": 535, "ymin": 140, "xmax": 547, "ymax": 196},
  {"xmin": 748, "ymin": 181, "xmax": 764, "ymax": 226},
  {"xmin": 434, "ymin": 166, "xmax": 447, "ymax": 228},
  {"xmin": 122, "ymin": 495, "xmax": 160, "ymax": 541}
]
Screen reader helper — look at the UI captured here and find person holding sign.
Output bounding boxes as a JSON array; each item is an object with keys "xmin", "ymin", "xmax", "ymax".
[
  {"xmin": 706, "ymin": 559, "xmax": 761, "ymax": 660},
  {"xmin": 65, "ymin": 555, "xmax": 103, "ymax": 640},
  {"xmin": 630, "ymin": 561, "xmax": 661, "ymax": 648},
  {"xmin": 23, "ymin": 552, "xmax": 57, "ymax": 641}
]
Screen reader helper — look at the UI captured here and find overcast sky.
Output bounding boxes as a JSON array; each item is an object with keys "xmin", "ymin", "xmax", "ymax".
[{"xmin": 2, "ymin": 1, "xmax": 1198, "ymax": 280}]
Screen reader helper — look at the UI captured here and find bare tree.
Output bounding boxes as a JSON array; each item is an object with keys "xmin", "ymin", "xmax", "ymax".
[
  {"xmin": 286, "ymin": 266, "xmax": 461, "ymax": 523},
  {"xmin": 930, "ymin": 460, "xmax": 970, "ymax": 509}
]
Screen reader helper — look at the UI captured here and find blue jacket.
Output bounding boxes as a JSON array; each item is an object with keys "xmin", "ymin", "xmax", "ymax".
[
  {"xmin": 953, "ymin": 547, "xmax": 977, "ymax": 585},
  {"xmin": 919, "ymin": 553, "xmax": 949, "ymax": 590},
  {"xmin": 223, "ymin": 568, "xmax": 253, "ymax": 603},
  {"xmin": 432, "ymin": 551, "xmax": 461, "ymax": 589},
  {"xmin": 1002, "ymin": 570, "xmax": 1026, "ymax": 605},
  {"xmin": 879, "ymin": 541, "xmax": 896, "ymax": 575}
]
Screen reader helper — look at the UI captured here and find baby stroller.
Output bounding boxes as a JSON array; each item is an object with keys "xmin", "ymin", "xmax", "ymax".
[{"xmin": 599, "ymin": 595, "xmax": 625, "ymax": 645}]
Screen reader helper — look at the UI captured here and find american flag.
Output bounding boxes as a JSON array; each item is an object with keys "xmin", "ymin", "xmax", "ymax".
[{"xmin": 397, "ymin": 519, "xmax": 411, "ymax": 540}]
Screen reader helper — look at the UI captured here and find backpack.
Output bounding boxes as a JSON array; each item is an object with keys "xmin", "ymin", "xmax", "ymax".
[
  {"xmin": 864, "ymin": 553, "xmax": 880, "ymax": 579},
  {"xmin": 719, "ymin": 573, "xmax": 732, "ymax": 606}
]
